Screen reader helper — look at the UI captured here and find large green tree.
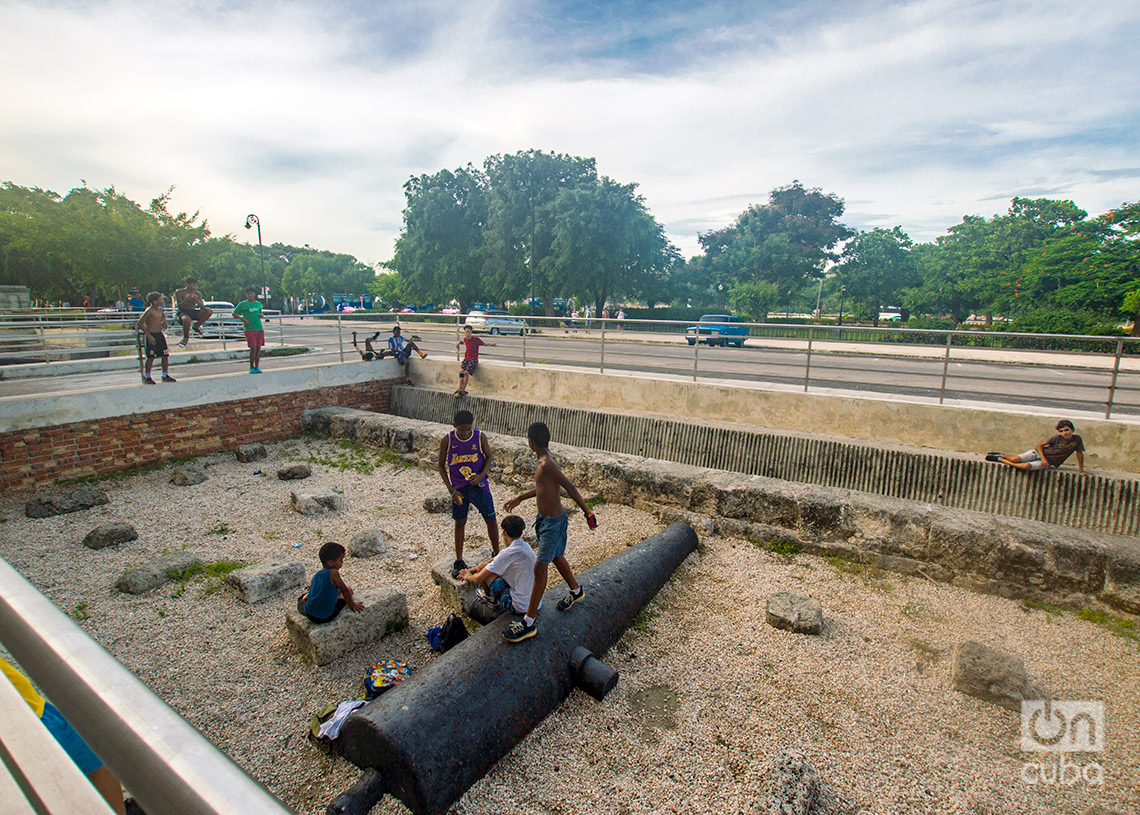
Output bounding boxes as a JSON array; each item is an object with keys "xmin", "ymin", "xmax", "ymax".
[
  {"xmin": 837, "ymin": 226, "xmax": 919, "ymax": 326},
  {"xmin": 482, "ymin": 150, "xmax": 598, "ymax": 314},
  {"xmin": 549, "ymin": 177, "xmax": 678, "ymax": 313},
  {"xmin": 0, "ymin": 182, "xmax": 209, "ymax": 303},
  {"xmin": 697, "ymin": 181, "xmax": 852, "ymax": 307},
  {"xmin": 388, "ymin": 165, "xmax": 488, "ymax": 309},
  {"xmin": 906, "ymin": 197, "xmax": 1087, "ymax": 323}
]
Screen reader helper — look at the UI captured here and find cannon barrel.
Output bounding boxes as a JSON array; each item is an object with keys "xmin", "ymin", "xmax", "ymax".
[{"xmin": 335, "ymin": 521, "xmax": 698, "ymax": 815}]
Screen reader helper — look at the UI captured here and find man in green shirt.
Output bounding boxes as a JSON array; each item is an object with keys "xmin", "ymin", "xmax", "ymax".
[{"xmin": 232, "ymin": 287, "xmax": 265, "ymax": 373}]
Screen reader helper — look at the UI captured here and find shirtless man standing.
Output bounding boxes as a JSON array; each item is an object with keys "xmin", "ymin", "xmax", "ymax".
[
  {"xmin": 501, "ymin": 421, "xmax": 597, "ymax": 643},
  {"xmin": 173, "ymin": 278, "xmax": 212, "ymax": 347}
]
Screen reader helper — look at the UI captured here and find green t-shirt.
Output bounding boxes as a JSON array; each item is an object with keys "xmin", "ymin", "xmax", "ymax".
[{"xmin": 232, "ymin": 299, "xmax": 263, "ymax": 331}]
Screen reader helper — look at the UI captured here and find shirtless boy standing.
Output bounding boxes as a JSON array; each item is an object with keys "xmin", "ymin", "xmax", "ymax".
[
  {"xmin": 135, "ymin": 292, "xmax": 176, "ymax": 384},
  {"xmin": 502, "ymin": 421, "xmax": 596, "ymax": 643}
]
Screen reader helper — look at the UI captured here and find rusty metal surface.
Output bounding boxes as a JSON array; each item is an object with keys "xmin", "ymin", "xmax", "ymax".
[{"xmin": 336, "ymin": 521, "xmax": 698, "ymax": 815}]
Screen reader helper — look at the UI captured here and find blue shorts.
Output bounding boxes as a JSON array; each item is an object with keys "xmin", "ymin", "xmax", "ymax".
[
  {"xmin": 534, "ymin": 512, "xmax": 568, "ymax": 564},
  {"xmin": 452, "ymin": 484, "xmax": 496, "ymax": 522},
  {"xmin": 488, "ymin": 576, "xmax": 519, "ymax": 614},
  {"xmin": 41, "ymin": 702, "xmax": 102, "ymax": 775}
]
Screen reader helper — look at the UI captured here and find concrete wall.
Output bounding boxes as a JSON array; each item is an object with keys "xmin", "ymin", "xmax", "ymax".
[
  {"xmin": 410, "ymin": 358, "xmax": 1140, "ymax": 473},
  {"xmin": 0, "ymin": 362, "xmax": 402, "ymax": 491},
  {"xmin": 392, "ymin": 387, "xmax": 1140, "ymax": 535},
  {"xmin": 303, "ymin": 406, "xmax": 1140, "ymax": 617}
]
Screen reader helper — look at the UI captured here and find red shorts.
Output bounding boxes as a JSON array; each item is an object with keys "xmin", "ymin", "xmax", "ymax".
[{"xmin": 245, "ymin": 330, "xmax": 265, "ymax": 348}]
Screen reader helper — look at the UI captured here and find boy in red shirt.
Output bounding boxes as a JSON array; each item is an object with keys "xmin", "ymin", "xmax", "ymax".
[{"xmin": 455, "ymin": 324, "xmax": 495, "ymax": 396}]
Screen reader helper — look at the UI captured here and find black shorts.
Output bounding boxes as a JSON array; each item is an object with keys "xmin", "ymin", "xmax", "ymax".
[
  {"xmin": 361, "ymin": 351, "xmax": 376, "ymax": 361},
  {"xmin": 179, "ymin": 307, "xmax": 204, "ymax": 322},
  {"xmin": 297, "ymin": 595, "xmax": 346, "ymax": 624},
  {"xmin": 145, "ymin": 332, "xmax": 168, "ymax": 358},
  {"xmin": 461, "ymin": 359, "xmax": 478, "ymax": 375}
]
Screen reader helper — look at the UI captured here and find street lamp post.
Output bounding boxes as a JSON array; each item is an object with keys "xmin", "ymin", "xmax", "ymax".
[
  {"xmin": 838, "ymin": 285, "xmax": 847, "ymax": 327},
  {"xmin": 245, "ymin": 214, "xmax": 265, "ymax": 303}
]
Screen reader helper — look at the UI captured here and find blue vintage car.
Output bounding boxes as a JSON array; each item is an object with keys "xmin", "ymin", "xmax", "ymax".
[{"xmin": 685, "ymin": 314, "xmax": 748, "ymax": 347}]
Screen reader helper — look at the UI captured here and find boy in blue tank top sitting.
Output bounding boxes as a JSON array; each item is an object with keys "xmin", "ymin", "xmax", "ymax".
[
  {"xmin": 298, "ymin": 542, "xmax": 364, "ymax": 623},
  {"xmin": 438, "ymin": 409, "xmax": 501, "ymax": 579}
]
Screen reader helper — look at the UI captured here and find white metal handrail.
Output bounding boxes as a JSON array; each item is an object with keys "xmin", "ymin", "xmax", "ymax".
[{"xmin": 0, "ymin": 558, "xmax": 295, "ymax": 815}]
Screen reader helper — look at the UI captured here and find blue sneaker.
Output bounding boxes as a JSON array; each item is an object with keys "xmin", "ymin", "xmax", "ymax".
[{"xmin": 250, "ymin": 367, "xmax": 262, "ymax": 374}]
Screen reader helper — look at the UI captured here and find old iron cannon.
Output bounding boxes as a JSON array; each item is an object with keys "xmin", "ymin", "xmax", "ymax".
[{"xmin": 329, "ymin": 521, "xmax": 699, "ymax": 815}]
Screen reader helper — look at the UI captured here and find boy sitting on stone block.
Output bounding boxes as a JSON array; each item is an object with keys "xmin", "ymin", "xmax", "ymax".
[
  {"xmin": 457, "ymin": 515, "xmax": 539, "ymax": 617},
  {"xmin": 298, "ymin": 542, "xmax": 364, "ymax": 623}
]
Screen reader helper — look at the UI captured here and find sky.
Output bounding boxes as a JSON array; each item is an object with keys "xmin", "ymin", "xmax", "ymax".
[{"xmin": 2, "ymin": 0, "xmax": 1138, "ymax": 267}]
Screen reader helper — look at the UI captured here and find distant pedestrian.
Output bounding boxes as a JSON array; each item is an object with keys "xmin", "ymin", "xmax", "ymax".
[
  {"xmin": 232, "ymin": 287, "xmax": 265, "ymax": 374},
  {"xmin": 616, "ymin": 308, "xmax": 626, "ymax": 331},
  {"xmin": 986, "ymin": 420, "xmax": 1089, "ymax": 475},
  {"xmin": 134, "ymin": 292, "xmax": 176, "ymax": 385},
  {"xmin": 455, "ymin": 324, "xmax": 494, "ymax": 396}
]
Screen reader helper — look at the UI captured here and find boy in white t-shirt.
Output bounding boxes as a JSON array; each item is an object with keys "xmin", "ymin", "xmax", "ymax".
[{"xmin": 456, "ymin": 515, "xmax": 539, "ymax": 616}]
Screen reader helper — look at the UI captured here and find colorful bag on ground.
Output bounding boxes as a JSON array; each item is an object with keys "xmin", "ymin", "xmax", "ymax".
[{"xmin": 363, "ymin": 660, "xmax": 411, "ymax": 699}]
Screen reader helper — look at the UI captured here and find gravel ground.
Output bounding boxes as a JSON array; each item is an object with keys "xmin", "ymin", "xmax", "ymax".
[{"xmin": 1, "ymin": 436, "xmax": 1137, "ymax": 815}]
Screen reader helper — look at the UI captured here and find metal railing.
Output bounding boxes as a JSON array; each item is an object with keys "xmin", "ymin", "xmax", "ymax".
[
  {"xmin": 0, "ymin": 557, "xmax": 294, "ymax": 815},
  {"xmin": 345, "ymin": 312, "xmax": 1140, "ymax": 420},
  {"xmin": 0, "ymin": 309, "xmax": 286, "ymax": 364},
  {"xmin": 5, "ymin": 308, "xmax": 1139, "ymax": 419}
]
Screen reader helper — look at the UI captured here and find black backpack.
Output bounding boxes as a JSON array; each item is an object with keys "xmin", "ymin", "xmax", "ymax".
[{"xmin": 439, "ymin": 613, "xmax": 469, "ymax": 652}]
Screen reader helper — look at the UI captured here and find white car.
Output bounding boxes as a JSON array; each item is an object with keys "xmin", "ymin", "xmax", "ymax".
[
  {"xmin": 198, "ymin": 301, "xmax": 246, "ymax": 338},
  {"xmin": 465, "ymin": 309, "xmax": 528, "ymax": 335}
]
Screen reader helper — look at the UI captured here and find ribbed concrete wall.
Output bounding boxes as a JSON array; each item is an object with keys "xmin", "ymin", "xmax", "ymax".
[{"xmin": 392, "ymin": 387, "xmax": 1140, "ymax": 535}]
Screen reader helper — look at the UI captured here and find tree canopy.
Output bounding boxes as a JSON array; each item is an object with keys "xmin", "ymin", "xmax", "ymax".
[
  {"xmin": 0, "ymin": 181, "xmax": 378, "ymax": 308},
  {"xmin": 387, "ymin": 150, "xmax": 679, "ymax": 314},
  {"xmin": 697, "ymin": 181, "xmax": 852, "ymax": 306}
]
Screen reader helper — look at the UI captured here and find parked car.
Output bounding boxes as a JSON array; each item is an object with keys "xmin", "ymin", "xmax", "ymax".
[
  {"xmin": 465, "ymin": 309, "xmax": 528, "ymax": 335},
  {"xmin": 685, "ymin": 314, "xmax": 748, "ymax": 347},
  {"xmin": 198, "ymin": 301, "xmax": 246, "ymax": 339}
]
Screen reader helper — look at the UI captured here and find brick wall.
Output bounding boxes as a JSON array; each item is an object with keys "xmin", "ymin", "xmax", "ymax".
[{"xmin": 0, "ymin": 377, "xmax": 398, "ymax": 493}]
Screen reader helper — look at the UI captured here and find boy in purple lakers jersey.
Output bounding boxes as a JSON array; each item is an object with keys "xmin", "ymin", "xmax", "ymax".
[{"xmin": 437, "ymin": 410, "xmax": 501, "ymax": 578}]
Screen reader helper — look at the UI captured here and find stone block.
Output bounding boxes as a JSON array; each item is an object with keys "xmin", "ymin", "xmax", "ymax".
[
  {"xmin": 763, "ymin": 749, "xmax": 821, "ymax": 815},
  {"xmin": 430, "ymin": 546, "xmax": 494, "ymax": 615},
  {"xmin": 83, "ymin": 522, "xmax": 138, "ymax": 550},
  {"xmin": 170, "ymin": 465, "xmax": 208, "ymax": 486},
  {"xmin": 26, "ymin": 487, "xmax": 109, "ymax": 519},
  {"xmin": 1101, "ymin": 543, "xmax": 1140, "ymax": 614},
  {"xmin": 423, "ymin": 492, "xmax": 453, "ymax": 514},
  {"xmin": 951, "ymin": 640, "xmax": 1032, "ymax": 711},
  {"xmin": 225, "ymin": 557, "xmax": 305, "ymax": 604},
  {"xmin": 285, "ymin": 586, "xmax": 408, "ymax": 665},
  {"xmin": 765, "ymin": 592, "xmax": 823, "ymax": 635},
  {"xmin": 290, "ymin": 490, "xmax": 347, "ymax": 516},
  {"xmin": 277, "ymin": 462, "xmax": 312, "ymax": 480},
  {"xmin": 115, "ymin": 552, "xmax": 201, "ymax": 595},
  {"xmin": 349, "ymin": 529, "xmax": 391, "ymax": 559},
  {"xmin": 235, "ymin": 443, "xmax": 267, "ymax": 463}
]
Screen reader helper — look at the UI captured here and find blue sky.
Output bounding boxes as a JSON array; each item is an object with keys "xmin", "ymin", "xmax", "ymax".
[{"xmin": 1, "ymin": 0, "xmax": 1137, "ymax": 267}]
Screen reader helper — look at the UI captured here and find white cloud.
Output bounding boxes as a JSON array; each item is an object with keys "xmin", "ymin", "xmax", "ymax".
[{"xmin": 1, "ymin": 0, "xmax": 1137, "ymax": 267}]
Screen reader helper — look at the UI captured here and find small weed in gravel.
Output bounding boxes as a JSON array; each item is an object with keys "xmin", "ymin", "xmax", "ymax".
[
  {"xmin": 71, "ymin": 602, "xmax": 91, "ymax": 621},
  {"xmin": 1074, "ymin": 606, "xmax": 1138, "ymax": 642},
  {"xmin": 168, "ymin": 558, "xmax": 249, "ymax": 597},
  {"xmin": 632, "ymin": 606, "xmax": 660, "ymax": 633},
  {"xmin": 754, "ymin": 538, "xmax": 802, "ymax": 560}
]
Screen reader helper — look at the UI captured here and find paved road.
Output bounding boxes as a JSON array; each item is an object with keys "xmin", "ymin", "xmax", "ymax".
[{"xmin": 3, "ymin": 318, "xmax": 1138, "ymax": 419}]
